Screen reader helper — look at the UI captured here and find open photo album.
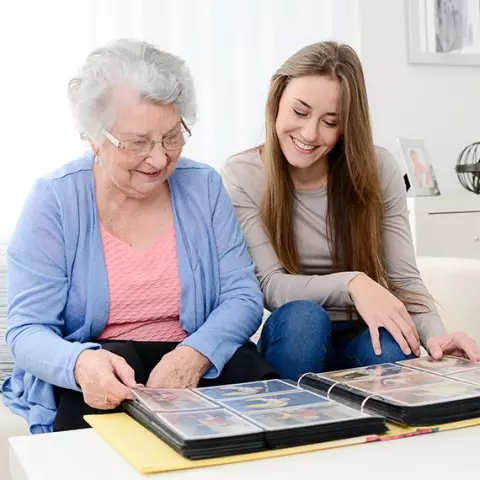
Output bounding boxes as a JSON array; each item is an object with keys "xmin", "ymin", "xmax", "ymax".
[
  {"xmin": 123, "ymin": 355, "xmax": 480, "ymax": 459},
  {"xmin": 123, "ymin": 378, "xmax": 386, "ymax": 459},
  {"xmin": 301, "ymin": 355, "xmax": 480, "ymax": 426}
]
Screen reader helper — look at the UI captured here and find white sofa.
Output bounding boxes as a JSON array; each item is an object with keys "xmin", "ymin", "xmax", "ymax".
[
  {"xmin": 1, "ymin": 256, "xmax": 480, "ymax": 479},
  {"xmin": 416, "ymin": 256, "xmax": 480, "ymax": 344},
  {"xmin": 1, "ymin": 239, "xmax": 29, "ymax": 479}
]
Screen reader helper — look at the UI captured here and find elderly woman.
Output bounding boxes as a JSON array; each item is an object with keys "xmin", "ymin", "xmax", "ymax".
[{"xmin": 1, "ymin": 39, "xmax": 276, "ymax": 433}]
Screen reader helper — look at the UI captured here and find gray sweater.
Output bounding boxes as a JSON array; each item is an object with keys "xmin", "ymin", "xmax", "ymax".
[{"xmin": 222, "ymin": 147, "xmax": 447, "ymax": 345}]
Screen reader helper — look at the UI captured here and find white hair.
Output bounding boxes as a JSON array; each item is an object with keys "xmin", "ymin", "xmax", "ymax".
[{"xmin": 67, "ymin": 38, "xmax": 196, "ymax": 145}]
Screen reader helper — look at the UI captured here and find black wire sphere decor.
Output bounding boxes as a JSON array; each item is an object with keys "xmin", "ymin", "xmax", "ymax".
[{"xmin": 455, "ymin": 142, "xmax": 480, "ymax": 194}]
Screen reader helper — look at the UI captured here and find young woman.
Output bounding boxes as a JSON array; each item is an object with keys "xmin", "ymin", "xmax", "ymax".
[{"xmin": 222, "ymin": 41, "xmax": 480, "ymax": 381}]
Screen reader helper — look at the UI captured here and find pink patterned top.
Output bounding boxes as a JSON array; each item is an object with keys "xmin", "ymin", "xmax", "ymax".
[{"xmin": 97, "ymin": 224, "xmax": 187, "ymax": 342}]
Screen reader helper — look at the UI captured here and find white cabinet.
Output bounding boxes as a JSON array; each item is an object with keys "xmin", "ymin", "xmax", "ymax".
[{"xmin": 407, "ymin": 196, "xmax": 480, "ymax": 260}]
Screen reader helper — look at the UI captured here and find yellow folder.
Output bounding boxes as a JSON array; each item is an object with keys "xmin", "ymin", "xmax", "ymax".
[{"xmin": 84, "ymin": 413, "xmax": 480, "ymax": 475}]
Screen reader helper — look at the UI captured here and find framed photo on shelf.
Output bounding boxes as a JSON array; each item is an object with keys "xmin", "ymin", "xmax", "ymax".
[
  {"xmin": 405, "ymin": 0, "xmax": 480, "ymax": 66},
  {"xmin": 397, "ymin": 138, "xmax": 441, "ymax": 196}
]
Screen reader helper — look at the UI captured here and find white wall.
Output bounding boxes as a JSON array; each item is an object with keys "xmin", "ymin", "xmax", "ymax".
[
  {"xmin": 0, "ymin": 0, "xmax": 142, "ymax": 238},
  {"xmin": 359, "ymin": 0, "xmax": 480, "ymax": 196},
  {"xmin": 5, "ymin": 0, "xmax": 478, "ymax": 237}
]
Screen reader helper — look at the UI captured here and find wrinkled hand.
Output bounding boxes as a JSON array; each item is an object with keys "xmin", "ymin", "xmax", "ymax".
[
  {"xmin": 74, "ymin": 349, "xmax": 138, "ymax": 410},
  {"xmin": 146, "ymin": 346, "xmax": 211, "ymax": 389},
  {"xmin": 348, "ymin": 273, "xmax": 421, "ymax": 357},
  {"xmin": 426, "ymin": 332, "xmax": 480, "ymax": 361}
]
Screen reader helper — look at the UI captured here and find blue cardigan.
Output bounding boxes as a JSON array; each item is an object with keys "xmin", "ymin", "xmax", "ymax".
[{"xmin": 1, "ymin": 152, "xmax": 263, "ymax": 433}]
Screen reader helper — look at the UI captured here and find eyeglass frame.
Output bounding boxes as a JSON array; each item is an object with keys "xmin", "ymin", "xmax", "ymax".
[{"xmin": 102, "ymin": 119, "xmax": 191, "ymax": 155}]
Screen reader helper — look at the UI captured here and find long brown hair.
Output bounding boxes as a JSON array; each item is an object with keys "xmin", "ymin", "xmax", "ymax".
[{"xmin": 260, "ymin": 41, "xmax": 419, "ymax": 308}]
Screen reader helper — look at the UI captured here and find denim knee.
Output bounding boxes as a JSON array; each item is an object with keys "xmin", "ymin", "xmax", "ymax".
[
  {"xmin": 376, "ymin": 329, "xmax": 416, "ymax": 363},
  {"xmin": 260, "ymin": 300, "xmax": 331, "ymax": 381},
  {"xmin": 262, "ymin": 301, "xmax": 330, "ymax": 341},
  {"xmin": 352, "ymin": 328, "xmax": 416, "ymax": 366}
]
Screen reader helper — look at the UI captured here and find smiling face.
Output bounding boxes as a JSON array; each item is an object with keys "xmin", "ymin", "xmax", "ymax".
[
  {"xmin": 94, "ymin": 91, "xmax": 183, "ymax": 199},
  {"xmin": 275, "ymin": 75, "xmax": 341, "ymax": 173}
]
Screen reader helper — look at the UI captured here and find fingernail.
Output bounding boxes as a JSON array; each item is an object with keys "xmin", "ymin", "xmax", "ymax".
[
  {"xmin": 415, "ymin": 349, "xmax": 421, "ymax": 357},
  {"xmin": 375, "ymin": 349, "xmax": 381, "ymax": 355},
  {"xmin": 405, "ymin": 348, "xmax": 411, "ymax": 355}
]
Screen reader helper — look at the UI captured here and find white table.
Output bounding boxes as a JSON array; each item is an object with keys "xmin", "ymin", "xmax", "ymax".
[{"xmin": 9, "ymin": 426, "xmax": 480, "ymax": 480}]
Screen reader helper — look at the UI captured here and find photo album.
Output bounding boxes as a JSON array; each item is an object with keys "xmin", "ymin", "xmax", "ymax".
[
  {"xmin": 123, "ymin": 378, "xmax": 386, "ymax": 459},
  {"xmin": 301, "ymin": 355, "xmax": 480, "ymax": 426},
  {"xmin": 123, "ymin": 355, "xmax": 480, "ymax": 459}
]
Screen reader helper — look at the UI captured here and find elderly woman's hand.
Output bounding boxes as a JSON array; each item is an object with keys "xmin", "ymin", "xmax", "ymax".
[
  {"xmin": 74, "ymin": 349, "xmax": 139, "ymax": 409},
  {"xmin": 146, "ymin": 346, "xmax": 211, "ymax": 389}
]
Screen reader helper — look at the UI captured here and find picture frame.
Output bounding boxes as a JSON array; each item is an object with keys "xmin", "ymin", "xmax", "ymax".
[
  {"xmin": 405, "ymin": 0, "xmax": 480, "ymax": 66},
  {"xmin": 397, "ymin": 138, "xmax": 441, "ymax": 196}
]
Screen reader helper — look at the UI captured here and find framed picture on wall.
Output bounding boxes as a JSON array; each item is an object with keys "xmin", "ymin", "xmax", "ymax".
[
  {"xmin": 397, "ymin": 138, "xmax": 441, "ymax": 196},
  {"xmin": 406, "ymin": 0, "xmax": 480, "ymax": 66}
]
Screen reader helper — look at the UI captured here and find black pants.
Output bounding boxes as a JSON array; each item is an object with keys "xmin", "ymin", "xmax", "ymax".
[{"xmin": 53, "ymin": 341, "xmax": 278, "ymax": 432}]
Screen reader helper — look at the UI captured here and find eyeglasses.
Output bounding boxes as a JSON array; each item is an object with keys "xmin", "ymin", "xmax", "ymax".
[{"xmin": 102, "ymin": 119, "xmax": 191, "ymax": 156}]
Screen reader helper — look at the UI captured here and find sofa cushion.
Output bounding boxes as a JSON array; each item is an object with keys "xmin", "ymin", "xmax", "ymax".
[
  {"xmin": 0, "ymin": 243, "xmax": 29, "ymax": 480},
  {"xmin": 0, "ymin": 240, "xmax": 12, "ymax": 384}
]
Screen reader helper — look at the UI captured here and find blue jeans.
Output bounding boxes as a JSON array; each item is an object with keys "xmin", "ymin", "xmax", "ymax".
[{"xmin": 260, "ymin": 300, "xmax": 416, "ymax": 381}]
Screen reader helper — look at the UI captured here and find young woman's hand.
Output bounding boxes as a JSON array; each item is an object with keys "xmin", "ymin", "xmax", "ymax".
[
  {"xmin": 426, "ymin": 332, "xmax": 480, "ymax": 361},
  {"xmin": 348, "ymin": 274, "xmax": 421, "ymax": 356}
]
